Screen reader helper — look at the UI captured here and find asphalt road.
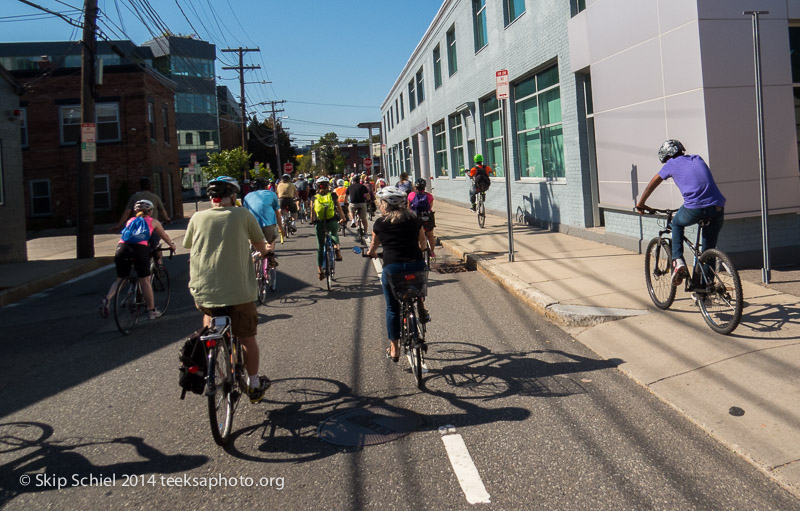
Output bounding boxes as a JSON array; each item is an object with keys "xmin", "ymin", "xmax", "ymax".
[{"xmin": 1, "ymin": 218, "xmax": 798, "ymax": 510}]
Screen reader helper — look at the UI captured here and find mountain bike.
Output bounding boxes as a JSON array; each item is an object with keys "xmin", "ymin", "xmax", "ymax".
[
  {"xmin": 252, "ymin": 249, "xmax": 277, "ymax": 304},
  {"xmin": 201, "ymin": 314, "xmax": 248, "ymax": 446},
  {"xmin": 354, "ymin": 247, "xmax": 428, "ymax": 388},
  {"xmin": 114, "ymin": 245, "xmax": 173, "ymax": 335},
  {"xmin": 475, "ymin": 191, "xmax": 486, "ymax": 228},
  {"xmin": 641, "ymin": 207, "xmax": 743, "ymax": 335}
]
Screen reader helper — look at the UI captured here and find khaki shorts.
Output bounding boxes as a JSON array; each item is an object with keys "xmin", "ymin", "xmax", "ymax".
[
  {"xmin": 261, "ymin": 224, "xmax": 279, "ymax": 244},
  {"xmin": 196, "ymin": 301, "xmax": 258, "ymax": 338}
]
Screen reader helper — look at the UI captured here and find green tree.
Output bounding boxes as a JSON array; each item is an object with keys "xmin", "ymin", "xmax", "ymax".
[{"xmin": 204, "ymin": 147, "xmax": 252, "ymax": 183}]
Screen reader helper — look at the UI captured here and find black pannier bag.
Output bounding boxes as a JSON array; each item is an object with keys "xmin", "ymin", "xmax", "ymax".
[{"xmin": 178, "ymin": 327, "xmax": 210, "ymax": 399}]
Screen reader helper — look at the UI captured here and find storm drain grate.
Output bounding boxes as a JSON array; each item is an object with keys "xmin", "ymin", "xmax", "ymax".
[
  {"xmin": 317, "ymin": 406, "xmax": 421, "ymax": 446},
  {"xmin": 432, "ymin": 261, "xmax": 475, "ymax": 274}
]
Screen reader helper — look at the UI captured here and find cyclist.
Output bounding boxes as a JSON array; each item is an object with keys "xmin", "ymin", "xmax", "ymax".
[
  {"xmin": 243, "ymin": 178, "xmax": 284, "ymax": 267},
  {"xmin": 395, "ymin": 172, "xmax": 412, "ymax": 196},
  {"xmin": 276, "ymin": 173, "xmax": 298, "ymax": 233},
  {"xmin": 635, "ymin": 139, "xmax": 726, "ymax": 286},
  {"xmin": 408, "ymin": 178, "xmax": 436, "ymax": 258},
  {"xmin": 366, "ymin": 186, "xmax": 430, "ymax": 362},
  {"xmin": 310, "ymin": 176, "xmax": 347, "ymax": 280},
  {"xmin": 469, "ymin": 154, "xmax": 493, "ymax": 211},
  {"xmin": 266, "ymin": 178, "xmax": 277, "ymax": 193},
  {"xmin": 334, "ymin": 178, "xmax": 349, "ymax": 224},
  {"xmin": 347, "ymin": 174, "xmax": 370, "ymax": 230},
  {"xmin": 113, "ymin": 176, "xmax": 172, "ymax": 265},
  {"xmin": 183, "ymin": 176, "xmax": 272, "ymax": 403},
  {"xmin": 295, "ymin": 173, "xmax": 311, "ymax": 219},
  {"xmin": 375, "ymin": 174, "xmax": 387, "ymax": 190},
  {"xmin": 100, "ymin": 199, "xmax": 176, "ymax": 320}
]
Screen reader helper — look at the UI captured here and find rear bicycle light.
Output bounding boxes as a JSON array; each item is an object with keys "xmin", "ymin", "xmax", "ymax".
[{"xmin": 205, "ymin": 339, "xmax": 217, "ymax": 348}]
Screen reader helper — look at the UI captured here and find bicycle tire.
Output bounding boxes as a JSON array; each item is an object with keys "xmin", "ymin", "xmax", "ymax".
[
  {"xmin": 268, "ymin": 265, "xmax": 278, "ymax": 292},
  {"xmin": 477, "ymin": 199, "xmax": 485, "ymax": 228},
  {"xmin": 696, "ymin": 248, "xmax": 743, "ymax": 335},
  {"xmin": 256, "ymin": 258, "xmax": 268, "ymax": 304},
  {"xmin": 644, "ymin": 237, "xmax": 676, "ymax": 310},
  {"xmin": 407, "ymin": 313, "xmax": 423, "ymax": 388},
  {"xmin": 208, "ymin": 340, "xmax": 235, "ymax": 446},
  {"xmin": 150, "ymin": 264, "xmax": 170, "ymax": 314},
  {"xmin": 325, "ymin": 243, "xmax": 334, "ymax": 291},
  {"xmin": 114, "ymin": 278, "xmax": 140, "ymax": 335}
]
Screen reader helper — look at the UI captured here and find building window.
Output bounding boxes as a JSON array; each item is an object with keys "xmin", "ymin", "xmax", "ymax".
[
  {"xmin": 505, "ymin": 0, "xmax": 526, "ymax": 25},
  {"xmin": 162, "ymin": 106, "xmax": 169, "ymax": 143},
  {"xmin": 433, "ymin": 45, "xmax": 442, "ymax": 89},
  {"xmin": 571, "ymin": 0, "xmax": 586, "ymax": 15},
  {"xmin": 408, "ymin": 79, "xmax": 416, "ymax": 111},
  {"xmin": 447, "ymin": 26, "xmax": 458, "ymax": 76},
  {"xmin": 59, "ymin": 103, "xmax": 120, "ymax": 145},
  {"xmin": 482, "ymin": 96, "xmax": 504, "ymax": 177},
  {"xmin": 175, "ymin": 93, "xmax": 216, "ymax": 114},
  {"xmin": 403, "ymin": 139, "xmax": 412, "ymax": 174},
  {"xmin": 791, "ymin": 25, "xmax": 800, "ymax": 169},
  {"xmin": 185, "ymin": 132, "xmax": 193, "ymax": 145},
  {"xmin": 30, "ymin": 179, "xmax": 51, "ymax": 216},
  {"xmin": 400, "ymin": 93, "xmax": 405, "ymax": 120},
  {"xmin": 473, "ymin": 0, "xmax": 488, "ymax": 51},
  {"xmin": 395, "ymin": 99, "xmax": 400, "ymax": 126},
  {"xmin": 433, "ymin": 121, "xmax": 448, "ymax": 177},
  {"xmin": 416, "ymin": 68, "xmax": 425, "ymax": 104},
  {"xmin": 148, "ymin": 102, "xmax": 156, "ymax": 140},
  {"xmin": 514, "ymin": 65, "xmax": 564, "ymax": 179},
  {"xmin": 20, "ymin": 107, "xmax": 28, "ymax": 147},
  {"xmin": 450, "ymin": 114, "xmax": 465, "ymax": 176},
  {"xmin": 94, "ymin": 174, "xmax": 111, "ymax": 211},
  {"xmin": 168, "ymin": 56, "xmax": 214, "ymax": 78}
]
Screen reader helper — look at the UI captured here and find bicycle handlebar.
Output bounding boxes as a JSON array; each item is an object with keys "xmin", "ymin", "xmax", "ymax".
[{"xmin": 635, "ymin": 206, "xmax": 679, "ymax": 216}]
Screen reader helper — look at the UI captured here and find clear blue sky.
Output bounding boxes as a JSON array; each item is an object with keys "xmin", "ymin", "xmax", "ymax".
[{"xmin": 3, "ymin": 0, "xmax": 443, "ymax": 146}]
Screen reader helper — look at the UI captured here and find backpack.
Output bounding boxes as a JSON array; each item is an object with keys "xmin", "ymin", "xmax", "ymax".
[
  {"xmin": 397, "ymin": 180, "xmax": 412, "ymax": 194},
  {"xmin": 178, "ymin": 326, "xmax": 210, "ymax": 399},
  {"xmin": 314, "ymin": 192, "xmax": 336, "ymax": 220},
  {"xmin": 120, "ymin": 216, "xmax": 151, "ymax": 244},
  {"xmin": 473, "ymin": 166, "xmax": 491, "ymax": 192},
  {"xmin": 410, "ymin": 192, "xmax": 431, "ymax": 214}
]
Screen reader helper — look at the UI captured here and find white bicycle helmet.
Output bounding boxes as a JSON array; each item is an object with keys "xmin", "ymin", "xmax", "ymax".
[
  {"xmin": 134, "ymin": 199, "xmax": 154, "ymax": 212},
  {"xmin": 316, "ymin": 176, "xmax": 330, "ymax": 185},
  {"xmin": 337, "ymin": 179, "xmax": 344, "ymax": 187},
  {"xmin": 376, "ymin": 186, "xmax": 407, "ymax": 207}
]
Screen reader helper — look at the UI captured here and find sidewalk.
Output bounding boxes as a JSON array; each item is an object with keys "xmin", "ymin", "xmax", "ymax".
[
  {"xmin": 1, "ymin": 199, "xmax": 799, "ymax": 497},
  {"xmin": 433, "ymin": 199, "xmax": 800, "ymax": 498}
]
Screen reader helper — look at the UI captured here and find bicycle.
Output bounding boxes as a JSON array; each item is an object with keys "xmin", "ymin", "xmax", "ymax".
[
  {"xmin": 252, "ymin": 249, "xmax": 277, "ymax": 304},
  {"xmin": 297, "ymin": 200, "xmax": 308, "ymax": 224},
  {"xmin": 281, "ymin": 206, "xmax": 295, "ymax": 237},
  {"xmin": 354, "ymin": 247, "xmax": 428, "ymax": 388},
  {"xmin": 475, "ymin": 190, "xmax": 486, "ymax": 228},
  {"xmin": 322, "ymin": 229, "xmax": 336, "ymax": 291},
  {"xmin": 114, "ymin": 245, "xmax": 173, "ymax": 335},
  {"xmin": 354, "ymin": 211, "xmax": 367, "ymax": 246},
  {"xmin": 641, "ymin": 207, "xmax": 743, "ymax": 335},
  {"xmin": 201, "ymin": 313, "xmax": 248, "ymax": 446}
]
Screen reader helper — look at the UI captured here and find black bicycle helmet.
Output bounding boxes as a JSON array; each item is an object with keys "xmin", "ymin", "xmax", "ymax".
[
  {"xmin": 415, "ymin": 178, "xmax": 426, "ymax": 190},
  {"xmin": 207, "ymin": 175, "xmax": 240, "ymax": 199},
  {"xmin": 251, "ymin": 178, "xmax": 266, "ymax": 190},
  {"xmin": 657, "ymin": 139, "xmax": 686, "ymax": 163}
]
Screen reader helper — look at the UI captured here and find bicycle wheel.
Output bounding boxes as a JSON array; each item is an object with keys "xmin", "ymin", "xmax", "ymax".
[
  {"xmin": 114, "ymin": 278, "xmax": 140, "ymax": 335},
  {"xmin": 208, "ymin": 340, "xmax": 235, "ymax": 446},
  {"xmin": 268, "ymin": 265, "xmax": 278, "ymax": 292},
  {"xmin": 407, "ymin": 313, "xmax": 423, "ymax": 388},
  {"xmin": 477, "ymin": 198, "xmax": 485, "ymax": 228},
  {"xmin": 644, "ymin": 237, "xmax": 676, "ymax": 310},
  {"xmin": 697, "ymin": 248, "xmax": 743, "ymax": 335},
  {"xmin": 150, "ymin": 264, "xmax": 170, "ymax": 314},
  {"xmin": 256, "ymin": 258, "xmax": 268, "ymax": 304},
  {"xmin": 325, "ymin": 244, "xmax": 334, "ymax": 291},
  {"xmin": 282, "ymin": 213, "xmax": 291, "ymax": 238}
]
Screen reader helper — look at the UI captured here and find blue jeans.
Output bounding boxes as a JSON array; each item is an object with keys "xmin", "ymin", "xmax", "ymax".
[
  {"xmin": 381, "ymin": 260, "xmax": 427, "ymax": 340},
  {"xmin": 672, "ymin": 205, "xmax": 724, "ymax": 262}
]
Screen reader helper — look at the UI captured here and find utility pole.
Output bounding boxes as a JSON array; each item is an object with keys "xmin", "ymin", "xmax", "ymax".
[
  {"xmin": 77, "ymin": 0, "xmax": 98, "ymax": 259},
  {"xmin": 221, "ymin": 47, "xmax": 260, "ymax": 151},
  {"xmin": 262, "ymin": 100, "xmax": 286, "ymax": 172}
]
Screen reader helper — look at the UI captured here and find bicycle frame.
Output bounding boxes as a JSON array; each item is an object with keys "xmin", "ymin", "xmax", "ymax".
[{"xmin": 656, "ymin": 211, "xmax": 713, "ymax": 293}]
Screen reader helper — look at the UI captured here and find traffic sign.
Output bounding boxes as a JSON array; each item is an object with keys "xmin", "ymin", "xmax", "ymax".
[
  {"xmin": 81, "ymin": 123, "xmax": 96, "ymax": 143},
  {"xmin": 496, "ymin": 70, "xmax": 509, "ymax": 100},
  {"xmin": 81, "ymin": 142, "xmax": 97, "ymax": 162},
  {"xmin": 283, "ymin": 162, "xmax": 293, "ymax": 173},
  {"xmin": 363, "ymin": 158, "xmax": 373, "ymax": 168}
]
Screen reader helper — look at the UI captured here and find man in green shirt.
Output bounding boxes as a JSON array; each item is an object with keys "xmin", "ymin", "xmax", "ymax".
[{"xmin": 183, "ymin": 176, "xmax": 271, "ymax": 403}]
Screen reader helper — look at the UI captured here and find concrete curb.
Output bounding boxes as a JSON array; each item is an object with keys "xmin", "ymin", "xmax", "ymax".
[
  {"xmin": 440, "ymin": 239, "xmax": 649, "ymax": 327},
  {"xmin": 0, "ymin": 256, "xmax": 113, "ymax": 308}
]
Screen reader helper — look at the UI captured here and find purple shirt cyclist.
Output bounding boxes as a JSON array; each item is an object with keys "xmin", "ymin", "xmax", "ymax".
[{"xmin": 636, "ymin": 140, "xmax": 725, "ymax": 287}]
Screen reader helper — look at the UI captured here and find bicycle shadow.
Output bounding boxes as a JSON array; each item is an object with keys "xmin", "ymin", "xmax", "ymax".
[
  {"xmin": 220, "ymin": 342, "xmax": 620, "ymax": 463},
  {"xmin": 0, "ymin": 422, "xmax": 207, "ymax": 507},
  {"xmin": 731, "ymin": 301, "xmax": 800, "ymax": 340}
]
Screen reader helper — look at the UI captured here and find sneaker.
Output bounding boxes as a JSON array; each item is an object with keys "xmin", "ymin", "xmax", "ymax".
[
  {"xmin": 148, "ymin": 308, "xmax": 162, "ymax": 320},
  {"xmin": 335, "ymin": 248, "xmax": 343, "ymax": 261},
  {"xmin": 349, "ymin": 220, "xmax": 356, "ymax": 228},
  {"xmin": 470, "ymin": 203, "xmax": 476, "ymax": 211},
  {"xmin": 99, "ymin": 297, "xmax": 109, "ymax": 319},
  {"xmin": 429, "ymin": 251, "xmax": 437, "ymax": 259},
  {"xmin": 672, "ymin": 259, "xmax": 688, "ymax": 287},
  {"xmin": 248, "ymin": 375, "xmax": 271, "ymax": 403},
  {"xmin": 419, "ymin": 308, "xmax": 431, "ymax": 324}
]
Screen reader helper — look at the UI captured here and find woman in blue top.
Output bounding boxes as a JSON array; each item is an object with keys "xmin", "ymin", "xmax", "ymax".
[{"xmin": 636, "ymin": 140, "xmax": 726, "ymax": 286}]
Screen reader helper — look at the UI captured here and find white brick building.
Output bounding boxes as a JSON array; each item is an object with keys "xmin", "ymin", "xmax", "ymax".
[{"xmin": 381, "ymin": 0, "xmax": 800, "ymax": 265}]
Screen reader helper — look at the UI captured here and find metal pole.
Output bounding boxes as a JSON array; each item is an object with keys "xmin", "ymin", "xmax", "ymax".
[
  {"xmin": 744, "ymin": 10, "xmax": 770, "ymax": 283},
  {"xmin": 77, "ymin": 0, "xmax": 98, "ymax": 259},
  {"xmin": 500, "ymin": 98, "xmax": 514, "ymax": 262}
]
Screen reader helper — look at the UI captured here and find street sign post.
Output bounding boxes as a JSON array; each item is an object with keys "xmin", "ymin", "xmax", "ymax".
[
  {"xmin": 364, "ymin": 157, "xmax": 373, "ymax": 169},
  {"xmin": 190, "ymin": 153, "xmax": 197, "ymax": 166},
  {"xmin": 81, "ymin": 123, "xmax": 97, "ymax": 162},
  {"xmin": 496, "ymin": 69, "xmax": 514, "ymax": 261},
  {"xmin": 283, "ymin": 162, "xmax": 293, "ymax": 174},
  {"xmin": 496, "ymin": 70, "xmax": 509, "ymax": 100}
]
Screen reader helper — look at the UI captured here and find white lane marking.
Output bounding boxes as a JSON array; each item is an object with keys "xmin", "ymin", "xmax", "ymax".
[
  {"xmin": 62, "ymin": 263, "xmax": 115, "ymax": 285},
  {"xmin": 439, "ymin": 425, "xmax": 491, "ymax": 504}
]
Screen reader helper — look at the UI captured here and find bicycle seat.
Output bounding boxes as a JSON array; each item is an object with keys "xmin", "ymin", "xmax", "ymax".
[{"xmin": 697, "ymin": 218, "xmax": 712, "ymax": 227}]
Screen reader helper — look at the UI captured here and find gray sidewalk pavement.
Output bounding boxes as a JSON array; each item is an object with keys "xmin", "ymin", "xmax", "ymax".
[{"xmin": 1, "ymin": 197, "xmax": 799, "ymax": 498}]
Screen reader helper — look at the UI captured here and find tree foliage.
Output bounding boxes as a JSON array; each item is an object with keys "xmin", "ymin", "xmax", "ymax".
[{"xmin": 204, "ymin": 147, "xmax": 252, "ymax": 182}]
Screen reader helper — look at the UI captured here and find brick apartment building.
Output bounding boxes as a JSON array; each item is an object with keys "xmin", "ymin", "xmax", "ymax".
[{"xmin": 2, "ymin": 41, "xmax": 181, "ymax": 229}]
